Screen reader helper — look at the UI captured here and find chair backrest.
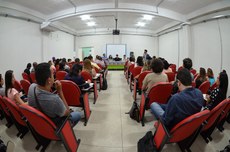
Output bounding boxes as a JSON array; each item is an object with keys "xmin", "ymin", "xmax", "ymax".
[
  {"xmin": 56, "ymin": 71, "xmax": 67, "ymax": 80},
  {"xmin": 202, "ymin": 99, "xmax": 229, "ymax": 132},
  {"xmin": 60, "ymin": 80, "xmax": 81, "ymax": 107},
  {"xmin": 138, "ymin": 71, "xmax": 151, "ymax": 89},
  {"xmin": 165, "ymin": 72, "xmax": 176, "ymax": 82},
  {"xmin": 218, "ymin": 99, "xmax": 230, "ymax": 124},
  {"xmin": 169, "ymin": 109, "xmax": 210, "ymax": 143},
  {"xmin": 178, "ymin": 66, "xmax": 183, "ymax": 71},
  {"xmin": 22, "ymin": 72, "xmax": 31, "ymax": 82},
  {"xmin": 128, "ymin": 64, "xmax": 135, "ymax": 74},
  {"xmin": 19, "ymin": 104, "xmax": 59, "ymax": 140},
  {"xmin": 20, "ymin": 79, "xmax": 31, "ymax": 96},
  {"xmin": 132, "ymin": 66, "xmax": 142, "ymax": 78},
  {"xmin": 210, "ymin": 81, "xmax": 217, "ymax": 91},
  {"xmin": 147, "ymin": 82, "xmax": 173, "ymax": 108},
  {"xmin": 80, "ymin": 71, "xmax": 93, "ymax": 81},
  {"xmin": 191, "ymin": 81, "xmax": 196, "ymax": 88},
  {"xmin": 0, "ymin": 96, "xmax": 11, "ymax": 116},
  {"xmin": 13, "ymin": 80, "xmax": 22, "ymax": 92},
  {"xmin": 3, "ymin": 97, "xmax": 26, "ymax": 126},
  {"xmin": 198, "ymin": 81, "xmax": 210, "ymax": 94},
  {"xmin": 190, "ymin": 69, "xmax": 197, "ymax": 75},
  {"xmin": 169, "ymin": 64, "xmax": 176, "ymax": 73},
  {"xmin": 30, "ymin": 72, "xmax": 36, "ymax": 83}
]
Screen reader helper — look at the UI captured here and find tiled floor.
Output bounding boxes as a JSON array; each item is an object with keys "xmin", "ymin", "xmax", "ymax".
[{"xmin": 0, "ymin": 71, "xmax": 230, "ymax": 151}]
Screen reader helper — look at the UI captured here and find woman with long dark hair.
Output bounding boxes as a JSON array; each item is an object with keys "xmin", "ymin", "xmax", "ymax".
[
  {"xmin": 206, "ymin": 70, "xmax": 228, "ymax": 110},
  {"xmin": 4, "ymin": 70, "xmax": 24, "ymax": 104},
  {"xmin": 0, "ymin": 74, "xmax": 5, "ymax": 96},
  {"xmin": 65, "ymin": 64, "xmax": 90, "ymax": 89}
]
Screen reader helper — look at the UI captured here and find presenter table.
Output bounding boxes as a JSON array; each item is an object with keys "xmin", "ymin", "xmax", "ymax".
[{"xmin": 107, "ymin": 61, "xmax": 125, "ymax": 70}]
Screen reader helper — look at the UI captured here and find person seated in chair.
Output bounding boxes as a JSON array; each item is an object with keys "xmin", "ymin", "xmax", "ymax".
[
  {"xmin": 150, "ymin": 68, "xmax": 204, "ymax": 130},
  {"xmin": 142, "ymin": 58, "xmax": 168, "ymax": 94},
  {"xmin": 27, "ymin": 63, "xmax": 81, "ymax": 127},
  {"xmin": 114, "ymin": 54, "xmax": 121, "ymax": 61},
  {"xmin": 65, "ymin": 64, "xmax": 91, "ymax": 90}
]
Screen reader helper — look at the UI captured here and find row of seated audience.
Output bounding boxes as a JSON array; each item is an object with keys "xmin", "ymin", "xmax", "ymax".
[
  {"xmin": 1, "ymin": 54, "xmax": 108, "ymax": 129},
  {"xmin": 124, "ymin": 55, "xmax": 229, "ymax": 131}
]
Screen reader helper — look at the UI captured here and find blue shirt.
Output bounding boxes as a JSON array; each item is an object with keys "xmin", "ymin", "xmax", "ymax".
[
  {"xmin": 64, "ymin": 74, "xmax": 89, "ymax": 89},
  {"xmin": 161, "ymin": 87, "xmax": 204, "ymax": 130}
]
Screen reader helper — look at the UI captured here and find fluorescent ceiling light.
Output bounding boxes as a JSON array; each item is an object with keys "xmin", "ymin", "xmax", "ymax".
[
  {"xmin": 87, "ymin": 21, "xmax": 96, "ymax": 26},
  {"xmin": 212, "ymin": 15, "xmax": 225, "ymax": 19},
  {"xmin": 80, "ymin": 15, "xmax": 91, "ymax": 20},
  {"xmin": 143, "ymin": 15, "xmax": 154, "ymax": 20},
  {"xmin": 137, "ymin": 22, "xmax": 145, "ymax": 27}
]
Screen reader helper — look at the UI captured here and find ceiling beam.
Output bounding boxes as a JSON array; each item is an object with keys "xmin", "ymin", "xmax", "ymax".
[{"xmin": 46, "ymin": 3, "xmax": 186, "ymax": 22}]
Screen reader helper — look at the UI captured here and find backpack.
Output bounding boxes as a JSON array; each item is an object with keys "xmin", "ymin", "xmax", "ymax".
[
  {"xmin": 126, "ymin": 101, "xmax": 140, "ymax": 122},
  {"xmin": 138, "ymin": 131, "xmax": 157, "ymax": 152},
  {"xmin": 101, "ymin": 78, "xmax": 108, "ymax": 90}
]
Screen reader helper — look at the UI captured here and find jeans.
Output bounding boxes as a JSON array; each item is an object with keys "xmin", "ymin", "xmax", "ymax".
[
  {"xmin": 150, "ymin": 102, "xmax": 166, "ymax": 119},
  {"xmin": 70, "ymin": 111, "xmax": 81, "ymax": 127}
]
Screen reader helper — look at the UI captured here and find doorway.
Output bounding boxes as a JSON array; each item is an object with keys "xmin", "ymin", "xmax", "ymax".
[{"xmin": 82, "ymin": 47, "xmax": 92, "ymax": 59}]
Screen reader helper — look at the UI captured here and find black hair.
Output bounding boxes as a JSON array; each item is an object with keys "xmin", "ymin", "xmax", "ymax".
[
  {"xmin": 75, "ymin": 58, "xmax": 80, "ymax": 63},
  {"xmin": 151, "ymin": 58, "xmax": 164, "ymax": 73},
  {"xmin": 177, "ymin": 68, "xmax": 192, "ymax": 86},
  {"xmin": 35, "ymin": 63, "xmax": 51, "ymax": 86},
  {"xmin": 26, "ymin": 63, "xmax": 32, "ymax": 69},
  {"xmin": 59, "ymin": 62, "xmax": 65, "ymax": 70},
  {"xmin": 5, "ymin": 70, "xmax": 14, "ymax": 97},
  {"xmin": 136, "ymin": 56, "xmax": 144, "ymax": 66},
  {"xmin": 129, "ymin": 56, "xmax": 135, "ymax": 62},
  {"xmin": 219, "ymin": 70, "xmax": 228, "ymax": 96},
  {"xmin": 0, "ymin": 74, "xmax": 3, "ymax": 88},
  {"xmin": 69, "ymin": 64, "xmax": 82, "ymax": 77},
  {"xmin": 183, "ymin": 58, "xmax": 193, "ymax": 70},
  {"xmin": 88, "ymin": 55, "xmax": 93, "ymax": 60}
]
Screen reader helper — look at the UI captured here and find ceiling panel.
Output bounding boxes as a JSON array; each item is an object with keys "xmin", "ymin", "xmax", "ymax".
[
  {"xmin": 58, "ymin": 12, "xmax": 173, "ymax": 32},
  {"xmin": 119, "ymin": 0, "xmax": 159, "ymax": 6},
  {"xmin": 161, "ymin": 0, "xmax": 222, "ymax": 14},
  {"xmin": 1, "ymin": 0, "xmax": 73, "ymax": 15},
  {"xmin": 72, "ymin": 0, "xmax": 115, "ymax": 6}
]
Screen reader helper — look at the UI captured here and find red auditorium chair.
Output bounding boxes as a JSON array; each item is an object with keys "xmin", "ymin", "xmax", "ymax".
[
  {"xmin": 139, "ymin": 82, "xmax": 173, "ymax": 126},
  {"xmin": 178, "ymin": 66, "xmax": 183, "ymax": 71},
  {"xmin": 152, "ymin": 109, "xmax": 210, "ymax": 152},
  {"xmin": 129, "ymin": 66, "xmax": 142, "ymax": 92},
  {"xmin": 13, "ymin": 80, "xmax": 23, "ymax": 92},
  {"xmin": 19, "ymin": 104, "xmax": 80, "ymax": 152},
  {"xmin": 20, "ymin": 79, "xmax": 31, "ymax": 96},
  {"xmin": 80, "ymin": 71, "xmax": 98, "ymax": 104},
  {"xmin": 165, "ymin": 72, "xmax": 176, "ymax": 82},
  {"xmin": 209, "ymin": 81, "xmax": 217, "ymax": 92},
  {"xmin": 124, "ymin": 60, "xmax": 129, "ymax": 75},
  {"xmin": 190, "ymin": 69, "xmax": 197, "ymax": 75},
  {"xmin": 30, "ymin": 72, "xmax": 36, "ymax": 83},
  {"xmin": 198, "ymin": 81, "xmax": 210, "ymax": 94},
  {"xmin": 60, "ymin": 80, "xmax": 91, "ymax": 126},
  {"xmin": 0, "ymin": 96, "xmax": 13, "ymax": 128},
  {"xmin": 126, "ymin": 64, "xmax": 134, "ymax": 84},
  {"xmin": 200, "ymin": 99, "xmax": 229, "ymax": 143},
  {"xmin": 3, "ymin": 97, "xmax": 28, "ymax": 138},
  {"xmin": 22, "ymin": 72, "xmax": 31, "ymax": 82},
  {"xmin": 169, "ymin": 64, "xmax": 176, "ymax": 73},
  {"xmin": 133, "ymin": 71, "xmax": 151, "ymax": 101},
  {"xmin": 217, "ymin": 99, "xmax": 230, "ymax": 132},
  {"xmin": 56, "ymin": 71, "xmax": 68, "ymax": 80}
]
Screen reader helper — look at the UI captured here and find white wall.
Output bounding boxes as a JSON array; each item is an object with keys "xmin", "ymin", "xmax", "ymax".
[
  {"xmin": 0, "ymin": 17, "xmax": 42, "ymax": 80},
  {"xmin": 158, "ymin": 18, "xmax": 230, "ymax": 97},
  {"xmin": 0, "ymin": 17, "xmax": 76, "ymax": 80},
  {"xmin": 76, "ymin": 35, "xmax": 156, "ymax": 60},
  {"xmin": 191, "ymin": 18, "xmax": 230, "ymax": 97},
  {"xmin": 42, "ymin": 31, "xmax": 75, "ymax": 62}
]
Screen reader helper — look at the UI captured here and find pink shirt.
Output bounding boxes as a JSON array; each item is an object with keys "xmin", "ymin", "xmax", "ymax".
[{"xmin": 7, "ymin": 88, "xmax": 18, "ymax": 101}]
